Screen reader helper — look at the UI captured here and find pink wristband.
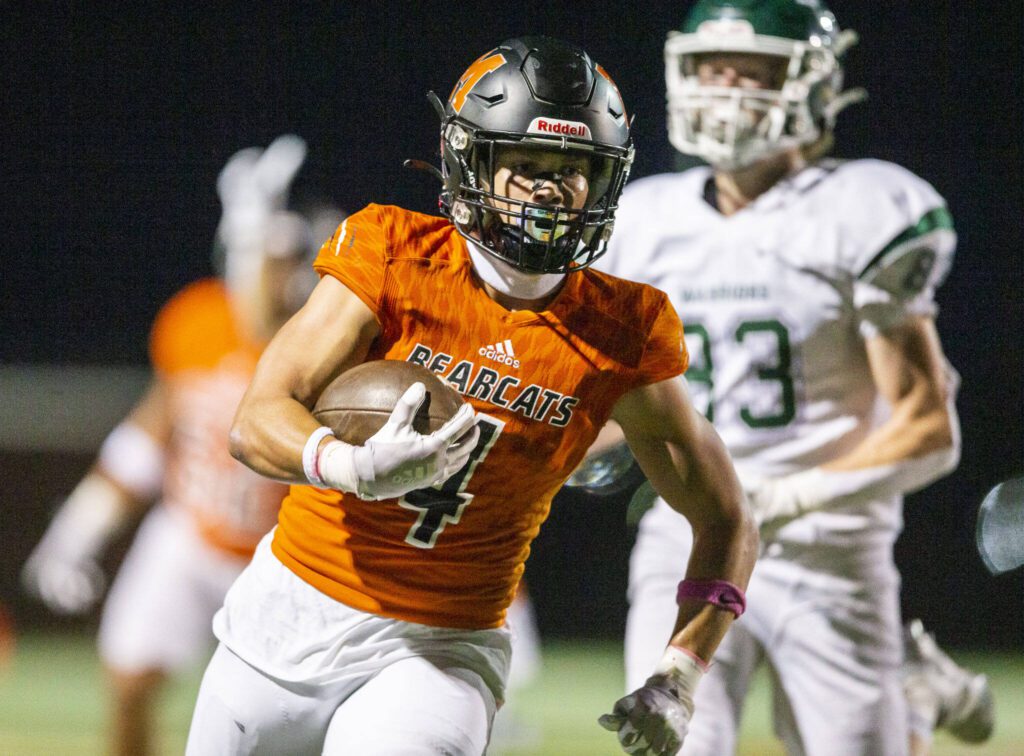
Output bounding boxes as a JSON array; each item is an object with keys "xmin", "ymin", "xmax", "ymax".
[{"xmin": 676, "ymin": 579, "xmax": 746, "ymax": 618}]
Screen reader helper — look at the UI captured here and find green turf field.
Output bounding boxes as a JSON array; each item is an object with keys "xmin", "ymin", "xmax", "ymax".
[{"xmin": 0, "ymin": 633, "xmax": 1020, "ymax": 755}]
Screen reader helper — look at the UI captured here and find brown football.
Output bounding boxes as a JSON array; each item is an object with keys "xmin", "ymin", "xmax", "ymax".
[{"xmin": 312, "ymin": 360, "xmax": 465, "ymax": 444}]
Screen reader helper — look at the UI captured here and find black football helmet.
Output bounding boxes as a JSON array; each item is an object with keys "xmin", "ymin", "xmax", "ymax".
[{"xmin": 432, "ymin": 37, "xmax": 634, "ymax": 274}]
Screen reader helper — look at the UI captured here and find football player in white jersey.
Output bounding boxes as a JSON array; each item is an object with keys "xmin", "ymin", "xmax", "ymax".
[{"xmin": 591, "ymin": 1, "xmax": 994, "ymax": 753}]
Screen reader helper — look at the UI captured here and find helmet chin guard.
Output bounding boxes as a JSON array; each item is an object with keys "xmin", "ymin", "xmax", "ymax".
[{"xmin": 424, "ymin": 37, "xmax": 634, "ymax": 274}]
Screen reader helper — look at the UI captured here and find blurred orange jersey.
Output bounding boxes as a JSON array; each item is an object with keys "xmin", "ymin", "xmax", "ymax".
[
  {"xmin": 151, "ymin": 279, "xmax": 286, "ymax": 558},
  {"xmin": 272, "ymin": 205, "xmax": 688, "ymax": 629}
]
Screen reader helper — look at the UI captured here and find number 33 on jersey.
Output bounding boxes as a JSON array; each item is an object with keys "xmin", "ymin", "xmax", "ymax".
[{"xmin": 602, "ymin": 158, "xmax": 955, "ymax": 483}]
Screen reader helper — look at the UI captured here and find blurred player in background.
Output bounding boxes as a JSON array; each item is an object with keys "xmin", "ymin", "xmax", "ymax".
[
  {"xmin": 589, "ymin": 1, "xmax": 994, "ymax": 753},
  {"xmin": 22, "ymin": 135, "xmax": 327, "ymax": 756},
  {"xmin": 186, "ymin": 36, "xmax": 757, "ymax": 756}
]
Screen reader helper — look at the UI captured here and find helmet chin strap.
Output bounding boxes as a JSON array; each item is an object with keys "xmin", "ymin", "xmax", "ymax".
[{"xmin": 465, "ymin": 238, "xmax": 565, "ymax": 300}]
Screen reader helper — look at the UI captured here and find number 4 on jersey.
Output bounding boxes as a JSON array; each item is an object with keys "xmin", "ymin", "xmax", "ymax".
[{"xmin": 399, "ymin": 414, "xmax": 504, "ymax": 548}]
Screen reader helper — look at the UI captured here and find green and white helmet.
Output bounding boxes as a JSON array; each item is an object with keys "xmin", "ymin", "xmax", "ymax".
[{"xmin": 665, "ymin": 0, "xmax": 864, "ymax": 169}]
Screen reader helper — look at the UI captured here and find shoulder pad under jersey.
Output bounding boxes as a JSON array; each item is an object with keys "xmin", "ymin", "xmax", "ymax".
[{"xmin": 832, "ymin": 160, "xmax": 956, "ymax": 297}]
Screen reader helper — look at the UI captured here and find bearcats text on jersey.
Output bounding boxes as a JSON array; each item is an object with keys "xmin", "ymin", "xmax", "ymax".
[{"xmin": 407, "ymin": 343, "xmax": 578, "ymax": 427}]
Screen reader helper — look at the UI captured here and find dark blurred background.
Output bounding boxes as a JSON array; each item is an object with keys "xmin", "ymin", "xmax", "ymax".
[{"xmin": 1, "ymin": 2, "xmax": 1021, "ymax": 649}]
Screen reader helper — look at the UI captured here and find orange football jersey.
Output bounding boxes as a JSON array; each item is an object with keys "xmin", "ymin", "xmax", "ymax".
[
  {"xmin": 272, "ymin": 205, "xmax": 688, "ymax": 629},
  {"xmin": 150, "ymin": 279, "xmax": 287, "ymax": 557}
]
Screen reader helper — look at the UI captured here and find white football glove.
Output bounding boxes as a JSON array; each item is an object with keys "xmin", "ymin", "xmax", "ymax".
[
  {"xmin": 216, "ymin": 134, "xmax": 307, "ymax": 226},
  {"xmin": 741, "ymin": 470, "xmax": 827, "ymax": 532},
  {"xmin": 599, "ymin": 646, "xmax": 705, "ymax": 755},
  {"xmin": 21, "ymin": 475, "xmax": 128, "ymax": 615},
  {"xmin": 215, "ymin": 134, "xmax": 308, "ymax": 290},
  {"xmin": 318, "ymin": 382, "xmax": 479, "ymax": 501},
  {"xmin": 746, "ymin": 443, "xmax": 961, "ymax": 537},
  {"xmin": 22, "ymin": 552, "xmax": 106, "ymax": 616}
]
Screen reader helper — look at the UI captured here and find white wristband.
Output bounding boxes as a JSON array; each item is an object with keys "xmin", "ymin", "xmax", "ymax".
[
  {"xmin": 317, "ymin": 440, "xmax": 367, "ymax": 496},
  {"xmin": 302, "ymin": 426, "xmax": 335, "ymax": 488},
  {"xmin": 654, "ymin": 644, "xmax": 709, "ymax": 679},
  {"xmin": 98, "ymin": 422, "xmax": 165, "ymax": 499},
  {"xmin": 648, "ymin": 644, "xmax": 707, "ymax": 716}
]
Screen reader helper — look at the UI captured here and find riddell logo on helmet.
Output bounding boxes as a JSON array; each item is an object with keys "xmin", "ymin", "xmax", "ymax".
[{"xmin": 528, "ymin": 117, "xmax": 592, "ymax": 139}]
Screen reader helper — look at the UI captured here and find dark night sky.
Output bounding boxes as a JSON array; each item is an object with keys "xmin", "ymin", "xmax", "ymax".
[{"xmin": 1, "ymin": 2, "xmax": 1021, "ymax": 644}]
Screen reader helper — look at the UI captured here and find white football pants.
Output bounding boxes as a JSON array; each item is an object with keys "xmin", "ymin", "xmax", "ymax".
[
  {"xmin": 626, "ymin": 499, "xmax": 908, "ymax": 756},
  {"xmin": 187, "ymin": 644, "xmax": 496, "ymax": 755},
  {"xmin": 186, "ymin": 533, "xmax": 510, "ymax": 755},
  {"xmin": 98, "ymin": 505, "xmax": 247, "ymax": 673}
]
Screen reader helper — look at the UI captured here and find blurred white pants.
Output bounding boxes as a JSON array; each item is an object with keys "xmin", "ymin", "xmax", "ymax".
[
  {"xmin": 99, "ymin": 505, "xmax": 246, "ymax": 673},
  {"xmin": 625, "ymin": 499, "xmax": 908, "ymax": 756}
]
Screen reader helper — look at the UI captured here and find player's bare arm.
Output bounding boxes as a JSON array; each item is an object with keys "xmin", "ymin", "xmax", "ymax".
[
  {"xmin": 748, "ymin": 314, "xmax": 960, "ymax": 530},
  {"xmin": 599, "ymin": 375, "xmax": 757, "ymax": 753},
  {"xmin": 584, "ymin": 418, "xmax": 627, "ymax": 459},
  {"xmin": 22, "ymin": 378, "xmax": 173, "ymax": 614},
  {"xmin": 827, "ymin": 315, "xmax": 956, "ymax": 471},
  {"xmin": 230, "ymin": 274, "xmax": 478, "ymax": 499},
  {"xmin": 611, "ymin": 376, "xmax": 758, "ymax": 658},
  {"xmin": 229, "ymin": 275, "xmax": 380, "ymax": 482}
]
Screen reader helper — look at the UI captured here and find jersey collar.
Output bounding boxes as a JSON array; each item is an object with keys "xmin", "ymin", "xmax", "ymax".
[{"xmin": 464, "ymin": 237, "xmax": 566, "ymax": 301}]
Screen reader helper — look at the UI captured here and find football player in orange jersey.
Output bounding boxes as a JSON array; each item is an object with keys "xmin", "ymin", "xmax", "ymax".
[
  {"xmin": 185, "ymin": 37, "xmax": 758, "ymax": 756},
  {"xmin": 22, "ymin": 136, "xmax": 325, "ymax": 756}
]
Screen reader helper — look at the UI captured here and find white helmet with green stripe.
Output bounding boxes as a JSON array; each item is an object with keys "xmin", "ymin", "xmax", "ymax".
[{"xmin": 665, "ymin": 0, "xmax": 865, "ymax": 170}]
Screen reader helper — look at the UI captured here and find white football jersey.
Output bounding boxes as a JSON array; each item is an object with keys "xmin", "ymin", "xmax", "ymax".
[{"xmin": 601, "ymin": 159, "xmax": 956, "ymax": 545}]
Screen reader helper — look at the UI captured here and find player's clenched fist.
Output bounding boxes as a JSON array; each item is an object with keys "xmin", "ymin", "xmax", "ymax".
[{"xmin": 599, "ymin": 645, "xmax": 706, "ymax": 755}]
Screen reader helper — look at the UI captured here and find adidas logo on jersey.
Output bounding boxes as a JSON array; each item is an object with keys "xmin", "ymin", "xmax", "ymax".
[{"xmin": 479, "ymin": 339, "xmax": 520, "ymax": 368}]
